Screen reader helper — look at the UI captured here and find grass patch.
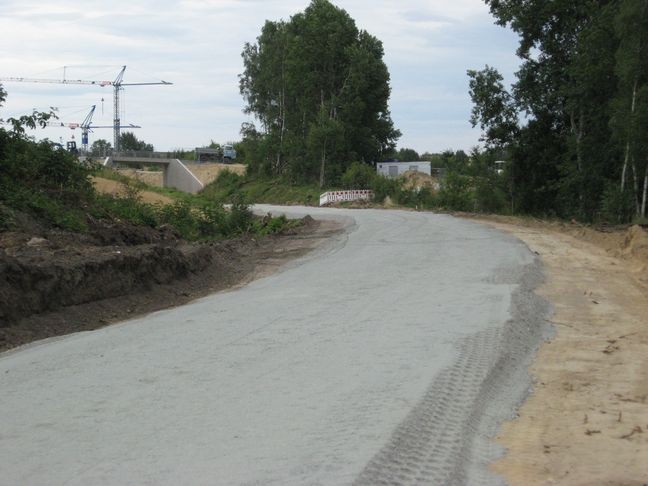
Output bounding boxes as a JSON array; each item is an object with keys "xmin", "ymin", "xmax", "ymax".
[{"xmin": 202, "ymin": 172, "xmax": 322, "ymax": 206}]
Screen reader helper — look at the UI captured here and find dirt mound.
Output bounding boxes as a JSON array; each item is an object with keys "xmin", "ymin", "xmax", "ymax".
[
  {"xmin": 400, "ymin": 171, "xmax": 440, "ymax": 192},
  {"xmin": 184, "ymin": 162, "xmax": 247, "ymax": 186},
  {"xmin": 0, "ymin": 222, "xmax": 206, "ymax": 326},
  {"xmin": 567, "ymin": 224, "xmax": 648, "ymax": 276},
  {"xmin": 622, "ymin": 225, "xmax": 648, "ymax": 264},
  {"xmin": 0, "ymin": 215, "xmax": 333, "ymax": 352}
]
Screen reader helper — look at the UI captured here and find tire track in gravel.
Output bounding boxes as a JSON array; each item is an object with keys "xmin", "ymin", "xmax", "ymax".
[{"xmin": 354, "ymin": 259, "xmax": 552, "ymax": 486}]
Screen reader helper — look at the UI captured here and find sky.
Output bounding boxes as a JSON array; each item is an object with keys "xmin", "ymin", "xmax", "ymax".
[{"xmin": 0, "ymin": 0, "xmax": 521, "ymax": 154}]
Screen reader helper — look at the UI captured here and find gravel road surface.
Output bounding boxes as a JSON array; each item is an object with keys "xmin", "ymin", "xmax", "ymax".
[{"xmin": 0, "ymin": 207, "xmax": 550, "ymax": 485}]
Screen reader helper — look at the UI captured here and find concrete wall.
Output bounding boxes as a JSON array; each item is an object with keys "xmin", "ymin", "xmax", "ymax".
[
  {"xmin": 164, "ymin": 159, "xmax": 204, "ymax": 194},
  {"xmin": 106, "ymin": 157, "xmax": 205, "ymax": 194},
  {"xmin": 377, "ymin": 161, "xmax": 432, "ymax": 178}
]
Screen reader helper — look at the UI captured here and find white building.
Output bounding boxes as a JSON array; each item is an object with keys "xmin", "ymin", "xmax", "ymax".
[{"xmin": 376, "ymin": 161, "xmax": 432, "ymax": 178}]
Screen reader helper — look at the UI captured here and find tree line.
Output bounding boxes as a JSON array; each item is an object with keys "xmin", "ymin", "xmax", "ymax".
[
  {"xmin": 468, "ymin": 0, "xmax": 648, "ymax": 222},
  {"xmin": 239, "ymin": 0, "xmax": 400, "ymax": 187}
]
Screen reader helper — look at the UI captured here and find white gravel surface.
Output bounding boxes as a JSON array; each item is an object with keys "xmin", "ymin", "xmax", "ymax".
[{"xmin": 0, "ymin": 207, "xmax": 550, "ymax": 485}]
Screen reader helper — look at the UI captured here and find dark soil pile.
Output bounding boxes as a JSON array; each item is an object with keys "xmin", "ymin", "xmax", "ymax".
[{"xmin": 0, "ymin": 215, "xmax": 326, "ymax": 352}]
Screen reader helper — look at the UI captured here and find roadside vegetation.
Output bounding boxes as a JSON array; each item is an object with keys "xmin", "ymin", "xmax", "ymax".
[
  {"xmin": 467, "ymin": 0, "xmax": 648, "ymax": 224},
  {"xmin": 230, "ymin": 0, "xmax": 648, "ymax": 226},
  {"xmin": 0, "ymin": 87, "xmax": 293, "ymax": 241},
  {"xmin": 5, "ymin": 0, "xmax": 648, "ymax": 227},
  {"xmin": 202, "ymin": 149, "xmax": 511, "ymax": 215}
]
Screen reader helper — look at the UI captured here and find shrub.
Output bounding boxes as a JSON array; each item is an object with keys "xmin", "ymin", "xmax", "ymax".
[
  {"xmin": 474, "ymin": 176, "xmax": 508, "ymax": 213},
  {"xmin": 159, "ymin": 201, "xmax": 199, "ymax": 240},
  {"xmin": 215, "ymin": 170, "xmax": 244, "ymax": 194},
  {"xmin": 227, "ymin": 193, "xmax": 254, "ymax": 234},
  {"xmin": 341, "ymin": 162, "xmax": 376, "ymax": 189},
  {"xmin": 198, "ymin": 202, "xmax": 229, "ymax": 238},
  {"xmin": 91, "ymin": 193, "xmax": 159, "ymax": 228},
  {"xmin": 437, "ymin": 172, "xmax": 474, "ymax": 211},
  {"xmin": 371, "ymin": 175, "xmax": 401, "ymax": 203},
  {"xmin": 600, "ymin": 184, "xmax": 635, "ymax": 224}
]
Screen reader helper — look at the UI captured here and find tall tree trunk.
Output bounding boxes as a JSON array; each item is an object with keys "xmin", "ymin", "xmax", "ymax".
[
  {"xmin": 632, "ymin": 163, "xmax": 641, "ymax": 215},
  {"xmin": 276, "ymin": 55, "xmax": 287, "ymax": 174},
  {"xmin": 642, "ymin": 164, "xmax": 648, "ymax": 218},
  {"xmin": 622, "ymin": 78, "xmax": 638, "ymax": 191},
  {"xmin": 319, "ymin": 146, "xmax": 327, "ymax": 188},
  {"xmin": 570, "ymin": 109, "xmax": 583, "ymax": 172}
]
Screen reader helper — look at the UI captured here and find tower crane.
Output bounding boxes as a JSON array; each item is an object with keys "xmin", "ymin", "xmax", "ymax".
[
  {"xmin": 0, "ymin": 66, "xmax": 171, "ymax": 152},
  {"xmin": 38, "ymin": 105, "xmax": 141, "ymax": 153}
]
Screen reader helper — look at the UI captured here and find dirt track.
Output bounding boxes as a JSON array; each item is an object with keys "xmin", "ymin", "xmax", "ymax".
[{"xmin": 471, "ymin": 218, "xmax": 648, "ymax": 484}]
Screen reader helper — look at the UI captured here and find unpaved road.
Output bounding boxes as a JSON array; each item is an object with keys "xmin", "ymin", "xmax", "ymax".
[
  {"xmin": 475, "ymin": 219, "xmax": 648, "ymax": 484},
  {"xmin": 0, "ymin": 207, "xmax": 549, "ymax": 485}
]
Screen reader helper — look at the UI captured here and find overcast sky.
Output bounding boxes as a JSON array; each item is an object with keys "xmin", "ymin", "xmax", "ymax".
[{"xmin": 0, "ymin": 0, "xmax": 520, "ymax": 154}]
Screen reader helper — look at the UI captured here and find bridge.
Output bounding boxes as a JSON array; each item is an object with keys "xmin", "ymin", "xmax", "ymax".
[{"xmin": 101, "ymin": 154, "xmax": 204, "ymax": 194}]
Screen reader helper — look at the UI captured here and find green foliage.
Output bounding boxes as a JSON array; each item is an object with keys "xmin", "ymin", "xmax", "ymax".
[
  {"xmin": 474, "ymin": 176, "xmax": 509, "ymax": 214},
  {"xmin": 91, "ymin": 193, "xmax": 159, "ymax": 227},
  {"xmin": 370, "ymin": 174, "xmax": 400, "ymax": 203},
  {"xmin": 467, "ymin": 66, "xmax": 518, "ymax": 147},
  {"xmin": 213, "ymin": 170, "xmax": 245, "ymax": 199},
  {"xmin": 170, "ymin": 148, "xmax": 195, "ymax": 160},
  {"xmin": 90, "ymin": 139, "xmax": 112, "ymax": 157},
  {"xmin": 437, "ymin": 173, "xmax": 474, "ymax": 212},
  {"xmin": 240, "ymin": 0, "xmax": 400, "ymax": 186},
  {"xmin": 202, "ymin": 173, "xmax": 321, "ymax": 206},
  {"xmin": 601, "ymin": 184, "xmax": 636, "ymax": 224},
  {"xmin": 119, "ymin": 131, "xmax": 154, "ymax": 152},
  {"xmin": 0, "ymin": 203, "xmax": 14, "ymax": 231},
  {"xmin": 159, "ymin": 201, "xmax": 199, "ymax": 239},
  {"xmin": 396, "ymin": 148, "xmax": 420, "ymax": 161},
  {"xmin": 227, "ymin": 194, "xmax": 255, "ymax": 233},
  {"xmin": 341, "ymin": 162, "xmax": 376, "ymax": 189},
  {"xmin": 0, "ymin": 88, "xmax": 290, "ymax": 240},
  {"xmin": 0, "ymin": 122, "xmax": 94, "ymax": 231},
  {"xmin": 467, "ymin": 0, "xmax": 648, "ymax": 221}
]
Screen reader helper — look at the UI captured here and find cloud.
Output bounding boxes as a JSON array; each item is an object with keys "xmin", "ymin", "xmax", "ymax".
[{"xmin": 0, "ymin": 0, "xmax": 520, "ymax": 153}]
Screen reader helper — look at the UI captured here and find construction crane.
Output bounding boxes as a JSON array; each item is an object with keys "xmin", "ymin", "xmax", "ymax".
[
  {"xmin": 0, "ymin": 66, "xmax": 171, "ymax": 151},
  {"xmin": 39, "ymin": 105, "xmax": 141, "ymax": 153}
]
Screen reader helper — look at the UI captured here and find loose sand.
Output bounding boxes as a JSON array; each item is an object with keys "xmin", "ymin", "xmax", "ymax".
[
  {"xmin": 91, "ymin": 176, "xmax": 174, "ymax": 205},
  {"xmin": 471, "ymin": 217, "xmax": 648, "ymax": 485},
  {"xmin": 183, "ymin": 162, "xmax": 246, "ymax": 186}
]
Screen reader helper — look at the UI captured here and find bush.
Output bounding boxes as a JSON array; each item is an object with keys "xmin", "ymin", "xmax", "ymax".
[
  {"xmin": 159, "ymin": 201, "xmax": 199, "ymax": 240},
  {"xmin": 90, "ymin": 194, "xmax": 159, "ymax": 227},
  {"xmin": 0, "ymin": 129, "xmax": 95, "ymax": 230},
  {"xmin": 474, "ymin": 176, "xmax": 509, "ymax": 213},
  {"xmin": 0, "ymin": 203, "xmax": 14, "ymax": 231},
  {"xmin": 215, "ymin": 170, "xmax": 244, "ymax": 194},
  {"xmin": 371, "ymin": 175, "xmax": 401, "ymax": 203},
  {"xmin": 600, "ymin": 184, "xmax": 635, "ymax": 224},
  {"xmin": 437, "ymin": 172, "xmax": 474, "ymax": 211},
  {"xmin": 341, "ymin": 162, "xmax": 376, "ymax": 189},
  {"xmin": 198, "ymin": 202, "xmax": 229, "ymax": 238},
  {"xmin": 227, "ymin": 193, "xmax": 254, "ymax": 234}
]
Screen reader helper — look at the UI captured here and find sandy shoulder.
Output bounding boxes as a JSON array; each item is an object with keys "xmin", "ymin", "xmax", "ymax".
[{"xmin": 472, "ymin": 219, "xmax": 648, "ymax": 485}]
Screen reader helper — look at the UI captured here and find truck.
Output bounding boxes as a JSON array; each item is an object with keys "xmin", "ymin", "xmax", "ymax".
[{"xmin": 195, "ymin": 144, "xmax": 237, "ymax": 164}]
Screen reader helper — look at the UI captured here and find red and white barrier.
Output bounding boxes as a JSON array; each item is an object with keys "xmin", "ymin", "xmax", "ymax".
[{"xmin": 319, "ymin": 190, "xmax": 374, "ymax": 206}]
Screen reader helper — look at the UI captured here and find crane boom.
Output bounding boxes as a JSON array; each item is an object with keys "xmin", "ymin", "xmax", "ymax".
[
  {"xmin": 0, "ymin": 66, "xmax": 171, "ymax": 151},
  {"xmin": 0, "ymin": 77, "xmax": 112, "ymax": 86}
]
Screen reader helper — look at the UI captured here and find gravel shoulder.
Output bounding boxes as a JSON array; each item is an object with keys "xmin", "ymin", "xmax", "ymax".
[{"xmin": 469, "ymin": 217, "xmax": 648, "ymax": 484}]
